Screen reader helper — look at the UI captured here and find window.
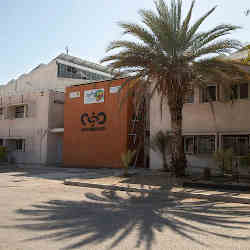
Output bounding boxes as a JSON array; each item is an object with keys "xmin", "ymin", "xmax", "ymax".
[
  {"xmin": 184, "ymin": 135, "xmax": 215, "ymax": 154},
  {"xmin": 57, "ymin": 63, "xmax": 87, "ymax": 79},
  {"xmin": 230, "ymin": 83, "xmax": 249, "ymax": 100},
  {"xmin": 0, "ymin": 139, "xmax": 3, "ymax": 146},
  {"xmin": 184, "ymin": 88, "xmax": 194, "ymax": 104},
  {"xmin": 57, "ymin": 63, "xmax": 109, "ymax": 81},
  {"xmin": 222, "ymin": 135, "xmax": 249, "ymax": 156},
  {"xmin": 15, "ymin": 105, "xmax": 25, "ymax": 119},
  {"xmin": 184, "ymin": 136, "xmax": 195, "ymax": 154},
  {"xmin": 7, "ymin": 139, "xmax": 25, "ymax": 152},
  {"xmin": 197, "ymin": 135, "xmax": 215, "ymax": 154},
  {"xmin": 0, "ymin": 108, "xmax": 3, "ymax": 120},
  {"xmin": 15, "ymin": 139, "xmax": 25, "ymax": 152},
  {"xmin": 202, "ymin": 85, "xmax": 217, "ymax": 103},
  {"xmin": 239, "ymin": 83, "xmax": 248, "ymax": 99}
]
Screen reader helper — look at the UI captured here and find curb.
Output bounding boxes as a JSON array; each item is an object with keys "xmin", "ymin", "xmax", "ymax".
[{"xmin": 64, "ymin": 179, "xmax": 250, "ymax": 204}]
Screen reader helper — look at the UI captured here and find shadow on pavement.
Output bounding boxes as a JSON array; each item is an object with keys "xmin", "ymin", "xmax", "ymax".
[
  {"xmin": 4, "ymin": 190, "xmax": 250, "ymax": 250},
  {"xmin": 0, "ymin": 164, "xmax": 120, "ymax": 181}
]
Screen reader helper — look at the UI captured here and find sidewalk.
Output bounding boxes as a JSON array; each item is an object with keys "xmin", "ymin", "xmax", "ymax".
[{"xmin": 64, "ymin": 171, "xmax": 250, "ymax": 204}]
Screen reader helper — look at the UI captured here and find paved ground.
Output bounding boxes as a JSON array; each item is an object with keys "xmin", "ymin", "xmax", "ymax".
[{"xmin": 1, "ymin": 165, "xmax": 250, "ymax": 250}]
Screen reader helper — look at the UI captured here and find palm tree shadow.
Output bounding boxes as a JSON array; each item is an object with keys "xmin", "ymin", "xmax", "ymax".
[{"xmin": 5, "ymin": 190, "xmax": 250, "ymax": 250}]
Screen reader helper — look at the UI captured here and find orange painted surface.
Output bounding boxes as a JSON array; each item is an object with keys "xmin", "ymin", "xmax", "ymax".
[{"xmin": 63, "ymin": 78, "xmax": 132, "ymax": 168}]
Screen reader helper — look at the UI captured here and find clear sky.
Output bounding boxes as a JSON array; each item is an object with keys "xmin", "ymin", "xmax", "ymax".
[{"xmin": 0, "ymin": 0, "xmax": 249, "ymax": 84}]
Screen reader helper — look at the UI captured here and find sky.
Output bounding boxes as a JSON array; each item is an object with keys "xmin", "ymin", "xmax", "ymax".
[{"xmin": 0, "ymin": 0, "xmax": 249, "ymax": 84}]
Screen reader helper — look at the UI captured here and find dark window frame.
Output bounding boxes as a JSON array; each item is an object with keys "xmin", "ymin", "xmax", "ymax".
[
  {"xmin": 230, "ymin": 83, "xmax": 249, "ymax": 100},
  {"xmin": 57, "ymin": 63, "xmax": 108, "ymax": 81},
  {"xmin": 201, "ymin": 85, "xmax": 217, "ymax": 103},
  {"xmin": 184, "ymin": 135, "xmax": 216, "ymax": 154},
  {"xmin": 0, "ymin": 107, "xmax": 3, "ymax": 120},
  {"xmin": 222, "ymin": 135, "xmax": 249, "ymax": 156},
  {"xmin": 15, "ymin": 105, "xmax": 25, "ymax": 119},
  {"xmin": 15, "ymin": 139, "xmax": 25, "ymax": 152}
]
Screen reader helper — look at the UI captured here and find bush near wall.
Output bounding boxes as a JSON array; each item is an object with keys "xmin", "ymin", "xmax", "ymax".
[
  {"xmin": 238, "ymin": 154, "xmax": 250, "ymax": 169},
  {"xmin": 0, "ymin": 146, "xmax": 7, "ymax": 162}
]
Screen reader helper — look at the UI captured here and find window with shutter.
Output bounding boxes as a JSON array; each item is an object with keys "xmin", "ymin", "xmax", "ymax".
[
  {"xmin": 0, "ymin": 108, "xmax": 3, "ymax": 120},
  {"xmin": 15, "ymin": 105, "xmax": 25, "ymax": 119}
]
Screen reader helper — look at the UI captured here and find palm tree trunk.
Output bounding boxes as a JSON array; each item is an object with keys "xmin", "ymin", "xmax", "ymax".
[
  {"xmin": 162, "ymin": 154, "xmax": 169, "ymax": 171},
  {"xmin": 168, "ymin": 101, "xmax": 187, "ymax": 177}
]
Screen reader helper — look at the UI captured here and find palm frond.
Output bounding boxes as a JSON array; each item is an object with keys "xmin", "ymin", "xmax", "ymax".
[
  {"xmin": 188, "ymin": 39, "xmax": 242, "ymax": 59},
  {"xmin": 117, "ymin": 23, "xmax": 156, "ymax": 48},
  {"xmin": 186, "ymin": 5, "xmax": 217, "ymax": 42},
  {"xmin": 181, "ymin": 0, "xmax": 195, "ymax": 36},
  {"xmin": 102, "ymin": 0, "xmax": 248, "ymax": 115}
]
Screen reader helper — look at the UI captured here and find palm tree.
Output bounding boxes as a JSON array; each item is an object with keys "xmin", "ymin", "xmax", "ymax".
[{"xmin": 101, "ymin": 0, "xmax": 250, "ymax": 176}]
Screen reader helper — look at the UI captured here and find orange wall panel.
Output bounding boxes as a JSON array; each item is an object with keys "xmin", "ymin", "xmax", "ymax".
[{"xmin": 63, "ymin": 78, "xmax": 131, "ymax": 168}]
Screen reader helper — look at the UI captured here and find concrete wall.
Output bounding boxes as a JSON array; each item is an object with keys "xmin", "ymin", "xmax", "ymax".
[
  {"xmin": 46, "ymin": 91, "xmax": 65, "ymax": 164},
  {"xmin": 0, "ymin": 92, "xmax": 50, "ymax": 164},
  {"xmin": 0, "ymin": 90, "xmax": 66, "ymax": 165},
  {"xmin": 150, "ymin": 85, "xmax": 250, "ymax": 173}
]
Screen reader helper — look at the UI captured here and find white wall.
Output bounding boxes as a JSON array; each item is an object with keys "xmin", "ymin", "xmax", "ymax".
[
  {"xmin": 150, "ymin": 86, "xmax": 250, "ymax": 173},
  {"xmin": 0, "ymin": 60, "xmax": 90, "ymax": 96},
  {"xmin": 0, "ymin": 92, "xmax": 50, "ymax": 164}
]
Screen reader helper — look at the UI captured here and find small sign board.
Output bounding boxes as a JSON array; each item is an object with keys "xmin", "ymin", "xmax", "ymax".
[
  {"xmin": 84, "ymin": 88, "xmax": 104, "ymax": 104},
  {"xmin": 109, "ymin": 86, "xmax": 121, "ymax": 94},
  {"xmin": 69, "ymin": 91, "xmax": 80, "ymax": 99}
]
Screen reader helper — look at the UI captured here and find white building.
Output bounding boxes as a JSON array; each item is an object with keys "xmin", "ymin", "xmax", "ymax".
[
  {"xmin": 0, "ymin": 53, "xmax": 112, "ymax": 95},
  {"xmin": 0, "ymin": 53, "xmax": 112, "ymax": 165}
]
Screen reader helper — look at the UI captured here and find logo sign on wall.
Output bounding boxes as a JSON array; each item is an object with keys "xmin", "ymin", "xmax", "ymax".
[
  {"xmin": 69, "ymin": 91, "xmax": 80, "ymax": 99},
  {"xmin": 80, "ymin": 112, "xmax": 107, "ymax": 131},
  {"xmin": 84, "ymin": 89, "xmax": 104, "ymax": 104}
]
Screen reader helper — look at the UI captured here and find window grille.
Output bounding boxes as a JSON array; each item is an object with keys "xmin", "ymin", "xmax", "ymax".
[
  {"xmin": 15, "ymin": 105, "xmax": 25, "ymax": 119},
  {"xmin": 184, "ymin": 135, "xmax": 215, "ymax": 154},
  {"xmin": 222, "ymin": 135, "xmax": 249, "ymax": 156}
]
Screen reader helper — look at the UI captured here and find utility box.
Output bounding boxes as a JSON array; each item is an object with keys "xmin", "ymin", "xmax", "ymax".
[{"xmin": 63, "ymin": 78, "xmax": 143, "ymax": 168}]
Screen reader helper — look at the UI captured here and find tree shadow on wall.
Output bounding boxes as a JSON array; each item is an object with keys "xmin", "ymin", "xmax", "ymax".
[{"xmin": 6, "ymin": 190, "xmax": 250, "ymax": 250}]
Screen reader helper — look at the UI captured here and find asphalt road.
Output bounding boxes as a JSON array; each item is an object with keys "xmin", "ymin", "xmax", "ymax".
[{"xmin": 0, "ymin": 167, "xmax": 250, "ymax": 250}]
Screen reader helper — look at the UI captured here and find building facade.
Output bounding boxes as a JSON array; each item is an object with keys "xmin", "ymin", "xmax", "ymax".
[
  {"xmin": 150, "ymin": 79, "xmax": 250, "ymax": 174},
  {"xmin": 0, "ymin": 91, "xmax": 64, "ymax": 164},
  {"xmin": 0, "ymin": 53, "xmax": 113, "ymax": 164},
  {"xmin": 0, "ymin": 53, "xmax": 112, "ymax": 95}
]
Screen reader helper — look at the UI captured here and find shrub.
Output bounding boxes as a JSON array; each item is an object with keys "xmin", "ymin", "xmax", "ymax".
[
  {"xmin": 121, "ymin": 150, "xmax": 136, "ymax": 176},
  {"xmin": 238, "ymin": 154, "xmax": 250, "ymax": 169},
  {"xmin": 0, "ymin": 146, "xmax": 7, "ymax": 161},
  {"xmin": 213, "ymin": 148, "xmax": 234, "ymax": 175}
]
